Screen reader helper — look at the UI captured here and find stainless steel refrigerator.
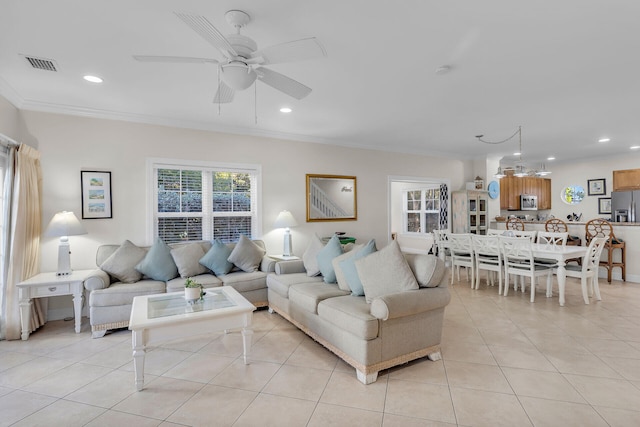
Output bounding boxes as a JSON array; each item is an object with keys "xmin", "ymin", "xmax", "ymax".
[{"xmin": 611, "ymin": 190, "xmax": 640, "ymax": 222}]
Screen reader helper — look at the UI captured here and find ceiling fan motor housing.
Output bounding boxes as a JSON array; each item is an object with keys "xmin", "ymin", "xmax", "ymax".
[{"xmin": 225, "ymin": 34, "xmax": 257, "ymax": 58}]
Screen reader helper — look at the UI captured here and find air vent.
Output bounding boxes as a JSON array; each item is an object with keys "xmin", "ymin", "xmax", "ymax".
[{"xmin": 22, "ymin": 55, "xmax": 58, "ymax": 71}]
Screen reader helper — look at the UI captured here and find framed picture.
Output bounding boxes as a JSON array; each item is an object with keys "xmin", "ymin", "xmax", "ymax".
[
  {"xmin": 587, "ymin": 178, "xmax": 606, "ymax": 196},
  {"xmin": 306, "ymin": 174, "xmax": 357, "ymax": 222},
  {"xmin": 598, "ymin": 197, "xmax": 611, "ymax": 215},
  {"xmin": 81, "ymin": 171, "xmax": 112, "ymax": 219}
]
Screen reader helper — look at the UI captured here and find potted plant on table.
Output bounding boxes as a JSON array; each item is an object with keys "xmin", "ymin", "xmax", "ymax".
[{"xmin": 184, "ymin": 277, "xmax": 204, "ymax": 302}]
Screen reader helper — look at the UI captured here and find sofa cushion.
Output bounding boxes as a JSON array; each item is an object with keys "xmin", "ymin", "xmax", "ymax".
[
  {"xmin": 404, "ymin": 254, "xmax": 445, "ymax": 288},
  {"xmin": 171, "ymin": 243, "xmax": 208, "ymax": 278},
  {"xmin": 341, "ymin": 239, "xmax": 377, "ymax": 296},
  {"xmin": 135, "ymin": 238, "xmax": 179, "ymax": 281},
  {"xmin": 302, "ymin": 234, "xmax": 324, "ymax": 276},
  {"xmin": 266, "ymin": 272, "xmax": 324, "ymax": 299},
  {"xmin": 89, "ymin": 279, "xmax": 166, "ymax": 307},
  {"xmin": 317, "ymin": 235, "xmax": 344, "ymax": 283},
  {"xmin": 219, "ymin": 270, "xmax": 267, "ymax": 293},
  {"xmin": 227, "ymin": 235, "xmax": 266, "ymax": 273},
  {"xmin": 317, "ymin": 295, "xmax": 379, "ymax": 340},
  {"xmin": 166, "ymin": 273, "xmax": 222, "ymax": 293},
  {"xmin": 199, "ymin": 238, "xmax": 234, "ymax": 276},
  {"xmin": 332, "ymin": 244, "xmax": 364, "ymax": 291},
  {"xmin": 100, "ymin": 240, "xmax": 147, "ymax": 283},
  {"xmin": 289, "ymin": 283, "xmax": 350, "ymax": 314},
  {"xmin": 356, "ymin": 240, "xmax": 419, "ymax": 303}
]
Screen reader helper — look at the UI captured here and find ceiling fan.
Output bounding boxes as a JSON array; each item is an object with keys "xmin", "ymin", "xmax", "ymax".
[{"xmin": 133, "ymin": 10, "xmax": 326, "ymax": 103}]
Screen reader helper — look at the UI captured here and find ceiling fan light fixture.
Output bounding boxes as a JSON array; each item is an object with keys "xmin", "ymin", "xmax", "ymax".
[{"xmin": 221, "ymin": 62, "xmax": 257, "ymax": 90}]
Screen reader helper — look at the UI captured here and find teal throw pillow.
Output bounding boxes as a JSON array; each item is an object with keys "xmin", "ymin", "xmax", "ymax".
[
  {"xmin": 200, "ymin": 239, "xmax": 234, "ymax": 276},
  {"xmin": 135, "ymin": 238, "xmax": 178, "ymax": 281},
  {"xmin": 340, "ymin": 239, "xmax": 377, "ymax": 296},
  {"xmin": 316, "ymin": 234, "xmax": 344, "ymax": 283}
]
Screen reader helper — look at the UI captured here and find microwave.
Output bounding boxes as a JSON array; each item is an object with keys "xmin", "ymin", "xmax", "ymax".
[{"xmin": 520, "ymin": 194, "xmax": 538, "ymax": 210}]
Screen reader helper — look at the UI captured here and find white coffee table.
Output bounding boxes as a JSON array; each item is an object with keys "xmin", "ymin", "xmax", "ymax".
[{"xmin": 129, "ymin": 286, "xmax": 255, "ymax": 391}]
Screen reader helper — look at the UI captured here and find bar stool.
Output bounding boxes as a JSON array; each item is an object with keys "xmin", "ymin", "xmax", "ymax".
[
  {"xmin": 506, "ymin": 217, "xmax": 525, "ymax": 231},
  {"xmin": 545, "ymin": 218, "xmax": 581, "ymax": 246},
  {"xmin": 585, "ymin": 219, "xmax": 626, "ymax": 283}
]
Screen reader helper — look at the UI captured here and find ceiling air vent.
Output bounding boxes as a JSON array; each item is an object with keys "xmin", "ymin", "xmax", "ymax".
[{"xmin": 22, "ymin": 55, "xmax": 58, "ymax": 71}]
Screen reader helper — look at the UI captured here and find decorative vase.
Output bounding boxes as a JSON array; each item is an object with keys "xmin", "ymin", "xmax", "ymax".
[{"xmin": 185, "ymin": 287, "xmax": 201, "ymax": 301}]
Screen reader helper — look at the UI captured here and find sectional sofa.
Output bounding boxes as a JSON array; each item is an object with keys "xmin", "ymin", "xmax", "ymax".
[
  {"xmin": 84, "ymin": 236, "xmax": 275, "ymax": 338},
  {"xmin": 266, "ymin": 237, "xmax": 451, "ymax": 384}
]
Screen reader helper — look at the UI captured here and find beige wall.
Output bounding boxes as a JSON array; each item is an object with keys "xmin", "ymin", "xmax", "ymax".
[
  {"xmin": 0, "ymin": 95, "xmax": 19, "ymax": 141},
  {"xmin": 12, "ymin": 109, "xmax": 467, "ymax": 317}
]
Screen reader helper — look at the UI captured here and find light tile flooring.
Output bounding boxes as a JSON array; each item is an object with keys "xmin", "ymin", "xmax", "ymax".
[{"xmin": 2, "ymin": 275, "xmax": 640, "ymax": 426}]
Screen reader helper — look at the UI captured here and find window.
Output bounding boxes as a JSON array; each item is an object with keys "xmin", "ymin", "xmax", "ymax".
[
  {"xmin": 150, "ymin": 159, "xmax": 260, "ymax": 244},
  {"xmin": 404, "ymin": 187, "xmax": 441, "ymax": 234}
]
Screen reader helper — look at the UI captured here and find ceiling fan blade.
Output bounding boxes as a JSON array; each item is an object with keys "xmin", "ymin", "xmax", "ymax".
[
  {"xmin": 255, "ymin": 67, "xmax": 312, "ymax": 100},
  {"xmin": 213, "ymin": 81, "xmax": 234, "ymax": 104},
  {"xmin": 251, "ymin": 37, "xmax": 326, "ymax": 65},
  {"xmin": 174, "ymin": 12, "xmax": 238, "ymax": 58},
  {"xmin": 133, "ymin": 55, "xmax": 219, "ymax": 64}
]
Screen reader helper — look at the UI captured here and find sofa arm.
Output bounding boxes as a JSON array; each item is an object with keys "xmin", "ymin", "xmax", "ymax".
[
  {"xmin": 260, "ymin": 255, "xmax": 277, "ymax": 273},
  {"xmin": 84, "ymin": 269, "xmax": 111, "ymax": 291},
  {"xmin": 274, "ymin": 259, "xmax": 306, "ymax": 275},
  {"xmin": 370, "ymin": 287, "xmax": 451, "ymax": 321}
]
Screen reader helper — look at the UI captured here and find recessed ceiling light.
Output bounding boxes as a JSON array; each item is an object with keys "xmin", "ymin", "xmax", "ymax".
[
  {"xmin": 547, "ymin": 156, "xmax": 556, "ymax": 161},
  {"xmin": 630, "ymin": 145, "xmax": 640, "ymax": 150},
  {"xmin": 83, "ymin": 75, "xmax": 103, "ymax": 83},
  {"xmin": 513, "ymin": 151, "xmax": 521, "ymax": 156},
  {"xmin": 598, "ymin": 137, "xmax": 610, "ymax": 143},
  {"xmin": 279, "ymin": 107, "xmax": 292, "ymax": 113},
  {"xmin": 435, "ymin": 65, "xmax": 452, "ymax": 75}
]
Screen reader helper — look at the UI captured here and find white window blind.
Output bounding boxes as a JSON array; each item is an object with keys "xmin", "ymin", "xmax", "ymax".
[{"xmin": 152, "ymin": 160, "xmax": 260, "ymax": 243}]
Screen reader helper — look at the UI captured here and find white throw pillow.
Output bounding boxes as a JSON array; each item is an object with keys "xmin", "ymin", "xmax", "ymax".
[
  {"xmin": 332, "ymin": 244, "xmax": 364, "ymax": 291},
  {"xmin": 355, "ymin": 240, "xmax": 418, "ymax": 303},
  {"xmin": 171, "ymin": 243, "xmax": 208, "ymax": 278},
  {"xmin": 100, "ymin": 240, "xmax": 147, "ymax": 283},
  {"xmin": 227, "ymin": 235, "xmax": 266, "ymax": 273},
  {"xmin": 302, "ymin": 234, "xmax": 324, "ymax": 276}
]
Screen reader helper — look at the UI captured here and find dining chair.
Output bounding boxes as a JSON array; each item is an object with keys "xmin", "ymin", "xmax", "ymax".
[
  {"xmin": 448, "ymin": 233, "xmax": 475, "ymax": 286},
  {"xmin": 585, "ymin": 219, "xmax": 625, "ymax": 282},
  {"xmin": 471, "ymin": 234, "xmax": 503, "ymax": 294},
  {"xmin": 511, "ymin": 230, "xmax": 537, "ymax": 242},
  {"xmin": 506, "ymin": 217, "xmax": 525, "ymax": 231},
  {"xmin": 535, "ymin": 231, "xmax": 568, "ymax": 266},
  {"xmin": 486, "ymin": 229, "xmax": 504, "ymax": 236},
  {"xmin": 563, "ymin": 237, "xmax": 607, "ymax": 304},
  {"xmin": 499, "ymin": 236, "xmax": 554, "ymax": 302},
  {"xmin": 432, "ymin": 229, "xmax": 451, "ymax": 266}
]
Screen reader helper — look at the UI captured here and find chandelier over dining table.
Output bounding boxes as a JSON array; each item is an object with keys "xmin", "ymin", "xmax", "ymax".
[{"xmin": 476, "ymin": 126, "xmax": 551, "ymax": 178}]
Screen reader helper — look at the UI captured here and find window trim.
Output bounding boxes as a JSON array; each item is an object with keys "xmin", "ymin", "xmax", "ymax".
[{"xmin": 146, "ymin": 157, "xmax": 262, "ymax": 244}]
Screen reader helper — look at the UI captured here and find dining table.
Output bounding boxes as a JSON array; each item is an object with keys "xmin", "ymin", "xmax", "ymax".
[{"xmin": 530, "ymin": 243, "xmax": 588, "ymax": 306}]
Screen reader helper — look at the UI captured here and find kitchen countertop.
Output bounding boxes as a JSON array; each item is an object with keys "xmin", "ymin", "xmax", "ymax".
[{"xmin": 491, "ymin": 220, "xmax": 640, "ymax": 226}]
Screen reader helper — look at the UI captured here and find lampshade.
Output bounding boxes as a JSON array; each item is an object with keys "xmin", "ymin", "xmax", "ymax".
[
  {"xmin": 273, "ymin": 210, "xmax": 298, "ymax": 229},
  {"xmin": 45, "ymin": 211, "xmax": 87, "ymax": 237}
]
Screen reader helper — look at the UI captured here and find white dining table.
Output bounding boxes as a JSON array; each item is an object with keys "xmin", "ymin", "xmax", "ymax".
[{"xmin": 531, "ymin": 243, "xmax": 588, "ymax": 306}]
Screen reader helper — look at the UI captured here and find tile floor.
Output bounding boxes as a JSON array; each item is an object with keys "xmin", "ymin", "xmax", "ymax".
[{"xmin": 1, "ymin": 274, "xmax": 640, "ymax": 426}]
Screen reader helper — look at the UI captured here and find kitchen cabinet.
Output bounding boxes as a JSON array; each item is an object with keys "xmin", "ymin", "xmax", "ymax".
[
  {"xmin": 499, "ymin": 175, "xmax": 551, "ymax": 210},
  {"xmin": 613, "ymin": 169, "xmax": 640, "ymax": 191},
  {"xmin": 452, "ymin": 190, "xmax": 488, "ymax": 234}
]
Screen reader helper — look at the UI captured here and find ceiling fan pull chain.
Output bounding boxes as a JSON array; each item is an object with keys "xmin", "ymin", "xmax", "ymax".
[{"xmin": 254, "ymin": 82, "xmax": 258, "ymax": 125}]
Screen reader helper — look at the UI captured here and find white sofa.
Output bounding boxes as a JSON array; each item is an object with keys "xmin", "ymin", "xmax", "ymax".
[
  {"xmin": 266, "ymin": 239, "xmax": 450, "ymax": 384},
  {"xmin": 84, "ymin": 237, "xmax": 275, "ymax": 338}
]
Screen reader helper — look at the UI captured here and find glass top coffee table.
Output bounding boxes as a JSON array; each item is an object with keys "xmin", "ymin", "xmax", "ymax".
[{"xmin": 129, "ymin": 286, "xmax": 255, "ymax": 391}]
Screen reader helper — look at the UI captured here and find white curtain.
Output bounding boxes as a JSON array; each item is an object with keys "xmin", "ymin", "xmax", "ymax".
[{"xmin": 0, "ymin": 143, "xmax": 43, "ymax": 340}]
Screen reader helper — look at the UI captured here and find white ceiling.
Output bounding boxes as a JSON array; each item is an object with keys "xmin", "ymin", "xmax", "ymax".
[{"xmin": 2, "ymin": 0, "xmax": 640, "ymax": 166}]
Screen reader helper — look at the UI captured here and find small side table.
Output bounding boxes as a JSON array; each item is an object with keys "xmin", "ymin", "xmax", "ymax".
[
  {"xmin": 17, "ymin": 269, "xmax": 93, "ymax": 340},
  {"xmin": 268, "ymin": 254, "xmax": 300, "ymax": 261}
]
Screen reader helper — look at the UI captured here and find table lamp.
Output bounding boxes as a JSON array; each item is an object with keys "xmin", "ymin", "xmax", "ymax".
[
  {"xmin": 273, "ymin": 210, "xmax": 298, "ymax": 256},
  {"xmin": 45, "ymin": 211, "xmax": 87, "ymax": 276}
]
